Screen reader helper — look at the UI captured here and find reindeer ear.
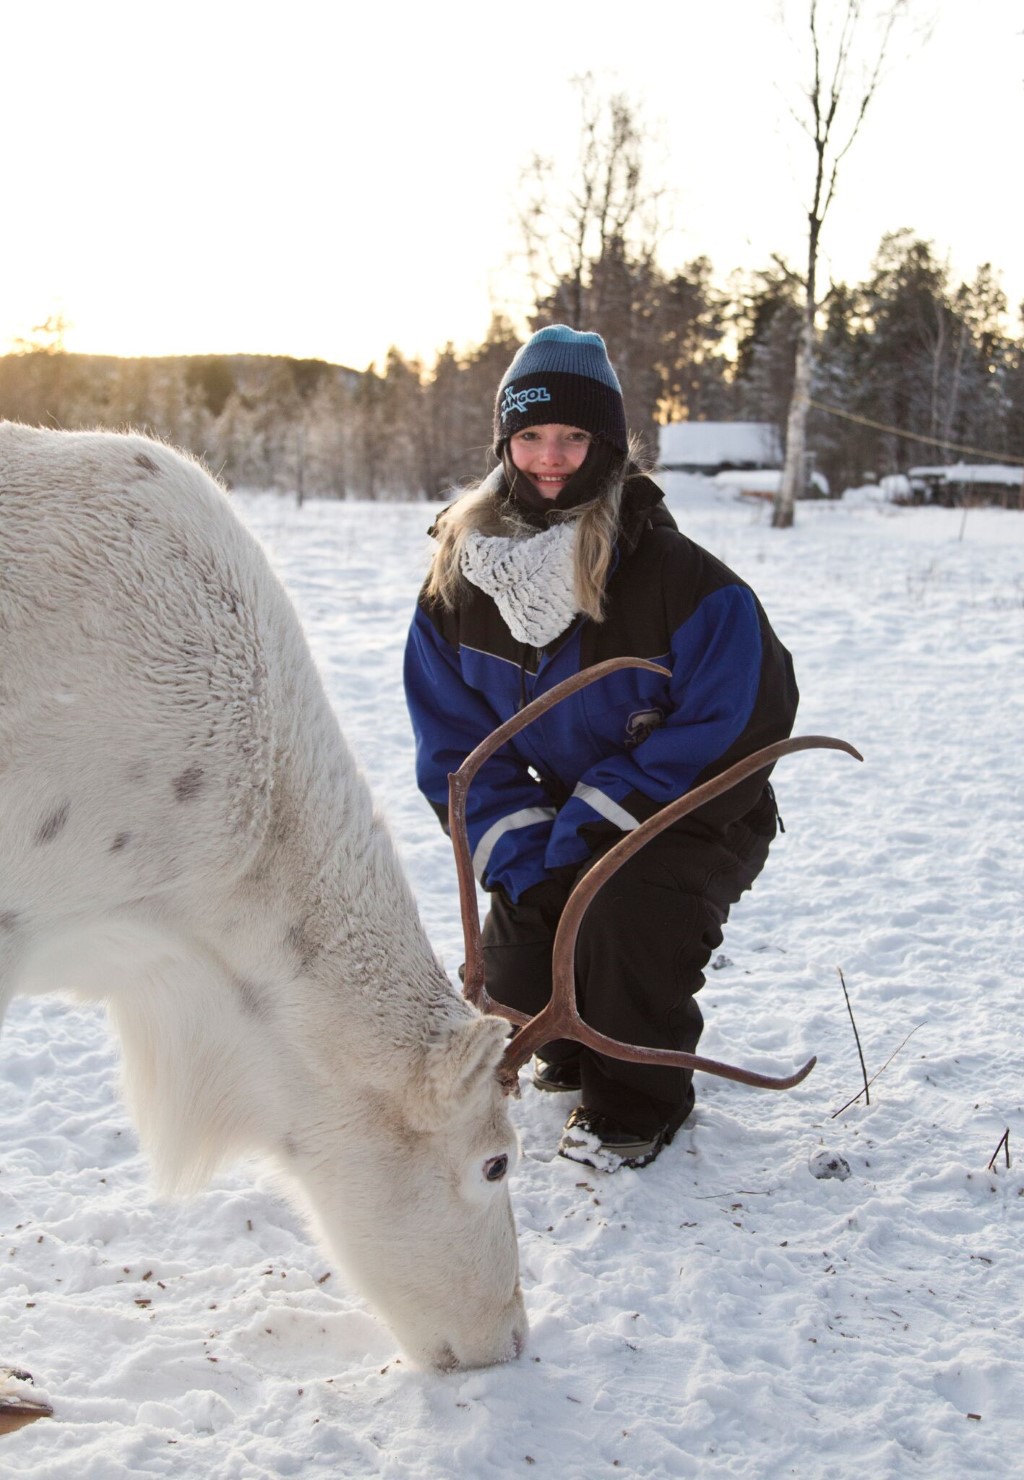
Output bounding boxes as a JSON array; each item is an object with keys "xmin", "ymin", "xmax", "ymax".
[{"xmin": 405, "ymin": 1013, "xmax": 511, "ymax": 1131}]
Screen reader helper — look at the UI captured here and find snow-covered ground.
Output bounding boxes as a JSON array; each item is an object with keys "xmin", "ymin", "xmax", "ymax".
[{"xmin": 3, "ymin": 476, "xmax": 1022, "ymax": 1478}]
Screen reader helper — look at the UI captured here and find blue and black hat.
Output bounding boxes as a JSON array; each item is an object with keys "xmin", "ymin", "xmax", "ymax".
[{"xmin": 493, "ymin": 325, "xmax": 627, "ymax": 455}]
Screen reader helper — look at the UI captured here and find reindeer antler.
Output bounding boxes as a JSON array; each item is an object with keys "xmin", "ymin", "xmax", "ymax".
[{"xmin": 448, "ymin": 660, "xmax": 863, "ymax": 1093}]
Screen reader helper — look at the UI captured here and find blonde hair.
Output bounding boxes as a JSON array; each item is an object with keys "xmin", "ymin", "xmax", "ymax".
[{"xmin": 424, "ymin": 463, "xmax": 627, "ymax": 623}]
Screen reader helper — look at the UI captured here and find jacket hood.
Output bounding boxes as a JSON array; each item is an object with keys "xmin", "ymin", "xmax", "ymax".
[
  {"xmin": 428, "ymin": 462, "xmax": 676, "ymax": 547},
  {"xmin": 612, "ymin": 469, "xmax": 678, "ymax": 554}
]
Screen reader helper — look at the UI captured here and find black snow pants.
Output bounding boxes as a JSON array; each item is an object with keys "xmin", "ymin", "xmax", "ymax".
[{"xmin": 482, "ymin": 786, "xmax": 778, "ymax": 1138}]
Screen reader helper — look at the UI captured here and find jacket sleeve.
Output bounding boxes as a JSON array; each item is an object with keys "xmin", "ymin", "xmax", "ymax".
[
  {"xmin": 404, "ymin": 603, "xmax": 559, "ymax": 902},
  {"xmin": 543, "ymin": 583, "xmax": 790, "ymax": 872}
]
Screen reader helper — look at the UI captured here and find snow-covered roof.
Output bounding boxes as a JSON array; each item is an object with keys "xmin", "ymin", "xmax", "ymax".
[
  {"xmin": 713, "ymin": 467, "xmax": 830, "ymax": 498},
  {"xmin": 658, "ymin": 421, "xmax": 782, "ymax": 471},
  {"xmin": 908, "ymin": 462, "xmax": 1023, "ymax": 487}
]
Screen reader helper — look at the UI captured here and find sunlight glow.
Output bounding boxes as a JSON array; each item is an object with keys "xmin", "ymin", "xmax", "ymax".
[{"xmin": 4, "ymin": 1, "xmax": 1021, "ymax": 368}]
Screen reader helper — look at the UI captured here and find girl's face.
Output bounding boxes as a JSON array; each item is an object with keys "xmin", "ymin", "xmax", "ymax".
[{"xmin": 508, "ymin": 424, "xmax": 592, "ymax": 499}]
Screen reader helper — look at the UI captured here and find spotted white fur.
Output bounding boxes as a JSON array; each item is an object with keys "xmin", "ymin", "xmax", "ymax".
[{"xmin": 0, "ymin": 422, "xmax": 526, "ymax": 1372}]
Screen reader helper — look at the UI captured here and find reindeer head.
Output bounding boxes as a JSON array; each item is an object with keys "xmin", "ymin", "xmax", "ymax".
[{"xmin": 293, "ymin": 1004, "xmax": 527, "ymax": 1372}]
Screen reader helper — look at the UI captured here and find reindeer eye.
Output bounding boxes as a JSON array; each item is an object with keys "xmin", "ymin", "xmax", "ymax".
[{"xmin": 483, "ymin": 1154, "xmax": 508, "ymax": 1183}]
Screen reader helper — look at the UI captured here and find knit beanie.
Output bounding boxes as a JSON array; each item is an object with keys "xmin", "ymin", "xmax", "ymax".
[{"xmin": 493, "ymin": 325, "xmax": 627, "ymax": 455}]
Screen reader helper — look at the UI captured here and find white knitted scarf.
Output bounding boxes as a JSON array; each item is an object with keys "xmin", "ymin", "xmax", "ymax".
[{"xmin": 460, "ymin": 522, "xmax": 580, "ymax": 647}]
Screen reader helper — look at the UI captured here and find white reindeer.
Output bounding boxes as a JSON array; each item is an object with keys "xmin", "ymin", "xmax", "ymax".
[{"xmin": 0, "ymin": 421, "xmax": 526, "ymax": 1374}]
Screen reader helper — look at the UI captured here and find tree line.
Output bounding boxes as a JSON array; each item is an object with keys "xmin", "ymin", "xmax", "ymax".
[{"xmin": 2, "ymin": 225, "xmax": 1021, "ymax": 502}]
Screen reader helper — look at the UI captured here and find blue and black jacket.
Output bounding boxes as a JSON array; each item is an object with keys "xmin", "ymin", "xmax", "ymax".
[{"xmin": 404, "ymin": 475, "xmax": 799, "ymax": 904}]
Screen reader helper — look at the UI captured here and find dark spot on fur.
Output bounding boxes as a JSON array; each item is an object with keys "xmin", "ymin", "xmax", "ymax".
[
  {"xmin": 434, "ymin": 1344, "xmax": 460, "ymax": 1374},
  {"xmin": 110, "ymin": 832, "xmax": 132, "ymax": 853},
  {"xmin": 282, "ymin": 1134, "xmax": 300, "ymax": 1160},
  {"xmin": 173, "ymin": 766, "xmax": 205, "ymax": 802},
  {"xmin": 0, "ymin": 910, "xmax": 19, "ymax": 933},
  {"xmin": 36, "ymin": 801, "xmax": 71, "ymax": 844},
  {"xmin": 285, "ymin": 921, "xmax": 319, "ymax": 972},
  {"xmin": 135, "ymin": 452, "xmax": 159, "ymax": 475},
  {"xmin": 236, "ymin": 977, "xmax": 270, "ymax": 1021}
]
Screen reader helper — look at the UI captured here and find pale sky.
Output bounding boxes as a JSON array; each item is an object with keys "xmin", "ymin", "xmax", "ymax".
[{"xmin": 3, "ymin": 0, "xmax": 1022, "ymax": 371}]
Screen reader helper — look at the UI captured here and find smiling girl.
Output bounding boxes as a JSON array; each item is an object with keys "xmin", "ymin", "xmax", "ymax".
[{"xmin": 404, "ymin": 325, "xmax": 798, "ymax": 1170}]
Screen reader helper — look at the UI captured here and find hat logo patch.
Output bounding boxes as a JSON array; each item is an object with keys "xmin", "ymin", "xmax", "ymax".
[{"xmin": 500, "ymin": 383, "xmax": 552, "ymax": 420}]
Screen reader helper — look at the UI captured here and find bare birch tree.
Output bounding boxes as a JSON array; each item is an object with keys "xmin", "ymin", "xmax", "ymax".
[
  {"xmin": 774, "ymin": 0, "xmax": 919, "ymax": 527},
  {"xmin": 514, "ymin": 77, "xmax": 672, "ymax": 448},
  {"xmin": 516, "ymin": 75, "xmax": 657, "ymax": 331}
]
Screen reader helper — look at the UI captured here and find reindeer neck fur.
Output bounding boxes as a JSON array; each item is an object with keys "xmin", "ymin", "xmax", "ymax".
[{"xmin": 0, "ymin": 422, "xmax": 479, "ymax": 1191}]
